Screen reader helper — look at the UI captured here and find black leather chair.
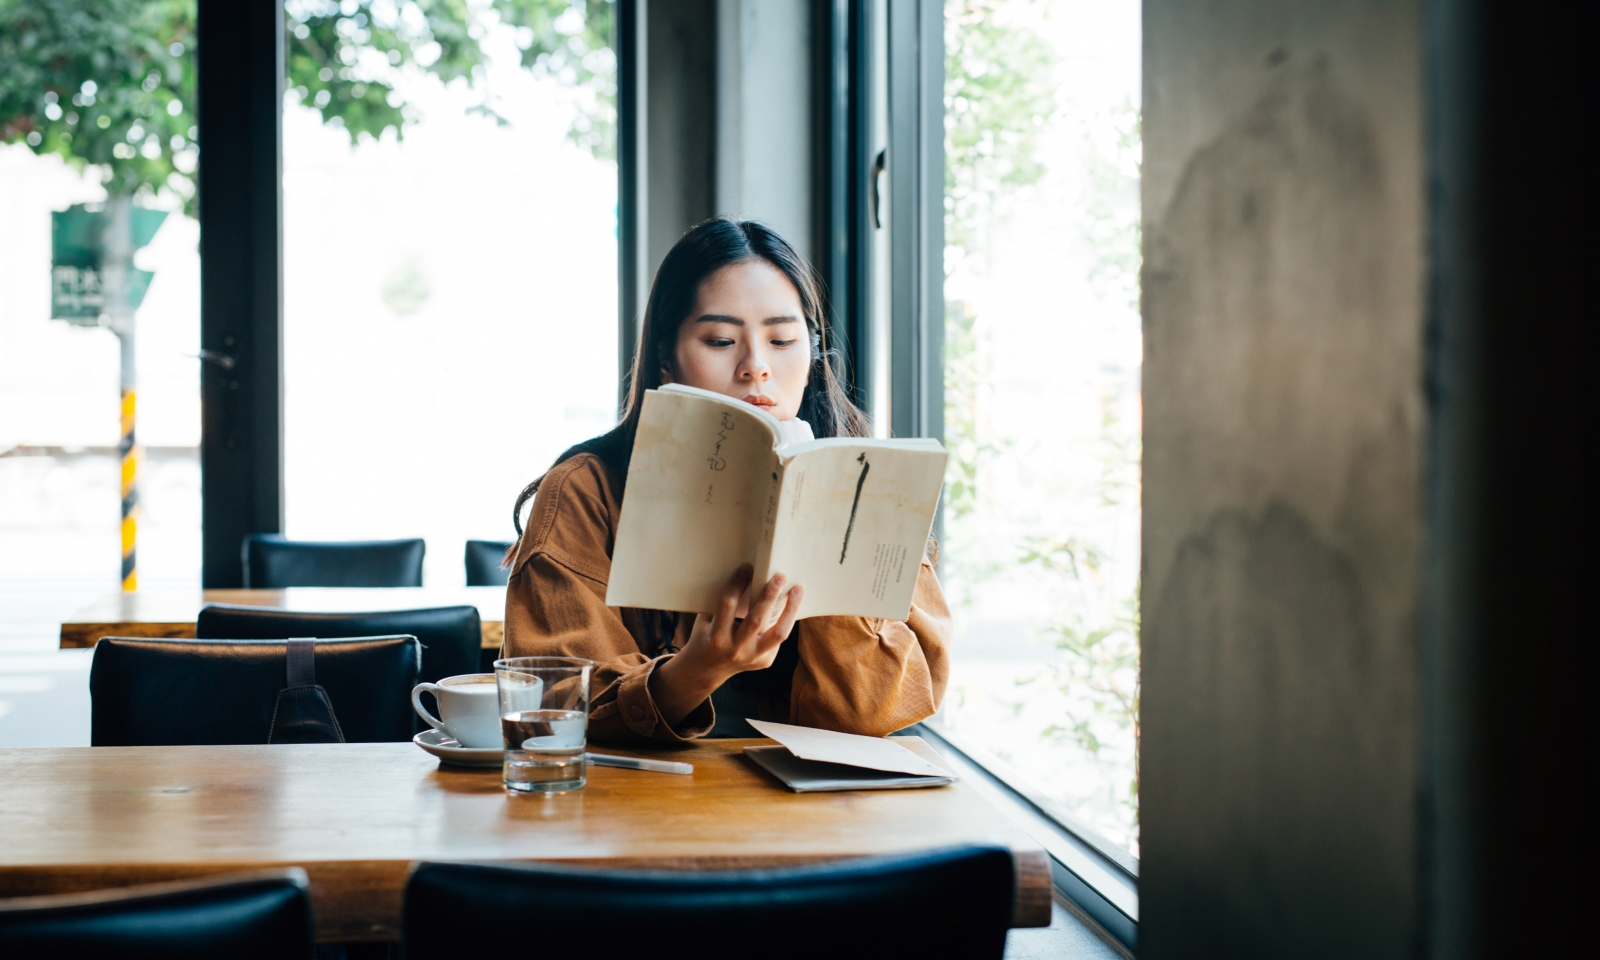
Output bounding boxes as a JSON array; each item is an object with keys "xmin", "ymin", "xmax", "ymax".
[
  {"xmin": 242, "ymin": 533, "xmax": 426, "ymax": 588},
  {"xmin": 90, "ymin": 635, "xmax": 421, "ymax": 745},
  {"xmin": 197, "ymin": 604, "xmax": 482, "ymax": 687},
  {"xmin": 0, "ymin": 868, "xmax": 313, "ymax": 958},
  {"xmin": 463, "ymin": 539, "xmax": 514, "ymax": 587},
  {"xmin": 402, "ymin": 846, "xmax": 1015, "ymax": 960}
]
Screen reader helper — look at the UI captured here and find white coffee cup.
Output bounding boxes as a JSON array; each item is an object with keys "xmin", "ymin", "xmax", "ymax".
[{"xmin": 411, "ymin": 673, "xmax": 531, "ymax": 749}]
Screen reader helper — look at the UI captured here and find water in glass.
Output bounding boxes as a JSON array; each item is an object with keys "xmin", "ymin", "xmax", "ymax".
[
  {"xmin": 496, "ymin": 656, "xmax": 592, "ymax": 794},
  {"xmin": 502, "ymin": 709, "xmax": 587, "ymax": 792}
]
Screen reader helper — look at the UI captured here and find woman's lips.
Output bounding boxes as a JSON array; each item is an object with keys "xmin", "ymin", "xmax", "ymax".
[{"xmin": 742, "ymin": 395, "xmax": 776, "ymax": 408}]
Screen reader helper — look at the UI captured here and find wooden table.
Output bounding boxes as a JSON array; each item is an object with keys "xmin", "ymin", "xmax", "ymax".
[
  {"xmin": 0, "ymin": 739, "xmax": 1050, "ymax": 940},
  {"xmin": 58, "ymin": 588, "xmax": 507, "ymax": 651}
]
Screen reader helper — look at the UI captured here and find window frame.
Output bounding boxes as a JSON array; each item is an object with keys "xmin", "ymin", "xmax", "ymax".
[
  {"xmin": 914, "ymin": 724, "xmax": 1138, "ymax": 951},
  {"xmin": 194, "ymin": 0, "xmax": 1142, "ymax": 936}
]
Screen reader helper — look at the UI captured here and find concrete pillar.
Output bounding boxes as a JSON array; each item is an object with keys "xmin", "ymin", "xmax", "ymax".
[
  {"xmin": 1142, "ymin": 0, "xmax": 1599, "ymax": 954},
  {"xmin": 1141, "ymin": 2, "xmax": 1425, "ymax": 956}
]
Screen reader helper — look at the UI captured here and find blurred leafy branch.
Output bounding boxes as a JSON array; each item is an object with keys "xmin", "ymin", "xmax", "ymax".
[
  {"xmin": 1081, "ymin": 100, "xmax": 1141, "ymax": 316},
  {"xmin": 0, "ymin": 0, "xmax": 614, "ymax": 218},
  {"xmin": 1017, "ymin": 385, "xmax": 1142, "ymax": 828},
  {"xmin": 1020, "ymin": 595, "xmax": 1140, "ymax": 812}
]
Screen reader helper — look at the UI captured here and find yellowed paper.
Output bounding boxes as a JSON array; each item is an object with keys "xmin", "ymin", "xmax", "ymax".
[{"xmin": 607, "ymin": 385, "xmax": 947, "ymax": 619}]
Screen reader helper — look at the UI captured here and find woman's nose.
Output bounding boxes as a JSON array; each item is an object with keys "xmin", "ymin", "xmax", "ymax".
[{"xmin": 740, "ymin": 344, "xmax": 771, "ymax": 380}]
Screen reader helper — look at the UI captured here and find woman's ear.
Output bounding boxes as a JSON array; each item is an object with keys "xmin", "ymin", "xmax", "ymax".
[{"xmin": 657, "ymin": 342, "xmax": 675, "ymax": 385}]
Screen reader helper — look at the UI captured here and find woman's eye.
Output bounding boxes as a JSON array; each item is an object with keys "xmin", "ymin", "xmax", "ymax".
[
  {"xmin": 771, "ymin": 338, "xmax": 798, "ymax": 347},
  {"xmin": 704, "ymin": 338, "xmax": 735, "ymax": 347}
]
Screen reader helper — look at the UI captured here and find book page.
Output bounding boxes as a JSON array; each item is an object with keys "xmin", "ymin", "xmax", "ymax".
[
  {"xmin": 768, "ymin": 438, "xmax": 948, "ymax": 619},
  {"xmin": 747, "ymin": 720, "xmax": 956, "ymax": 778},
  {"xmin": 606, "ymin": 388, "xmax": 781, "ymax": 613}
]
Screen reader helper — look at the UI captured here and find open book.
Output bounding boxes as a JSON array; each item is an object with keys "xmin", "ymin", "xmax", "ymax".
[{"xmin": 606, "ymin": 384, "xmax": 947, "ymax": 620}]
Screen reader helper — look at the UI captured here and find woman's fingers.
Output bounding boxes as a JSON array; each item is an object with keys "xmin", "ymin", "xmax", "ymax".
[
  {"xmin": 767, "ymin": 584, "xmax": 804, "ymax": 642},
  {"xmin": 738, "ymin": 573, "xmax": 787, "ymax": 643},
  {"xmin": 713, "ymin": 564, "xmax": 752, "ymax": 634},
  {"xmin": 744, "ymin": 585, "xmax": 803, "ymax": 668},
  {"xmin": 688, "ymin": 569, "xmax": 802, "ymax": 675}
]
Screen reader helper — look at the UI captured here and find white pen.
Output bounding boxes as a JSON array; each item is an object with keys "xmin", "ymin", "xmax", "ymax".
[{"xmin": 586, "ymin": 752, "xmax": 694, "ymax": 776}]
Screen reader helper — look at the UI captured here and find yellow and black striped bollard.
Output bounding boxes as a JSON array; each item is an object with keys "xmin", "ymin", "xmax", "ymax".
[{"xmin": 119, "ymin": 386, "xmax": 138, "ymax": 591}]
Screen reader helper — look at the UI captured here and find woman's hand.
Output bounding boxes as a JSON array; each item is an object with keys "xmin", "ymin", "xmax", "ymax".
[{"xmin": 648, "ymin": 564, "xmax": 804, "ymax": 728}]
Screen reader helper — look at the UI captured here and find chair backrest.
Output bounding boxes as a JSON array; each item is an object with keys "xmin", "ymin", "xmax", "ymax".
[
  {"xmin": 0, "ymin": 868, "xmax": 313, "ymax": 959},
  {"xmin": 90, "ymin": 635, "xmax": 421, "ymax": 745},
  {"xmin": 463, "ymin": 539, "xmax": 514, "ymax": 587},
  {"xmin": 242, "ymin": 533, "xmax": 425, "ymax": 588},
  {"xmin": 196, "ymin": 603, "xmax": 481, "ymax": 686},
  {"xmin": 402, "ymin": 846, "xmax": 1014, "ymax": 960}
]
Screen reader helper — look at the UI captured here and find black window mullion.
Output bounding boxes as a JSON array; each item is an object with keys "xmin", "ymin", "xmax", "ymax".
[{"xmin": 197, "ymin": 0, "xmax": 285, "ymax": 588}]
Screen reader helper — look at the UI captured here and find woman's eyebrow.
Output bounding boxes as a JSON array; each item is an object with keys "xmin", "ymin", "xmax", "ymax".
[{"xmin": 693, "ymin": 314, "xmax": 803, "ymax": 326}]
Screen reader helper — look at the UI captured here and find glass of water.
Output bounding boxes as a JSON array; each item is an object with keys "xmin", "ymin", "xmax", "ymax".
[{"xmin": 495, "ymin": 657, "xmax": 594, "ymax": 794}]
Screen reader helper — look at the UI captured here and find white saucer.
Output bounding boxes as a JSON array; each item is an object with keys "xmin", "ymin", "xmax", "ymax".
[{"xmin": 413, "ymin": 728, "xmax": 503, "ymax": 768}]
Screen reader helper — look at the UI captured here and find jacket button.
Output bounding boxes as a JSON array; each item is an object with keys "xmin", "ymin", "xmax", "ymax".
[{"xmin": 629, "ymin": 705, "xmax": 645, "ymax": 721}]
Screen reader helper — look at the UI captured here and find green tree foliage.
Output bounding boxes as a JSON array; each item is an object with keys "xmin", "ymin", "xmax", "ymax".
[
  {"xmin": 941, "ymin": 0, "xmax": 1056, "ymax": 536},
  {"xmin": 0, "ymin": 0, "xmax": 197, "ymax": 204},
  {"xmin": 0, "ymin": 0, "xmax": 615, "ymax": 216},
  {"xmin": 493, "ymin": 0, "xmax": 615, "ymax": 157},
  {"xmin": 943, "ymin": 0, "xmax": 1056, "ymax": 277},
  {"xmin": 941, "ymin": 0, "xmax": 1054, "ymax": 545}
]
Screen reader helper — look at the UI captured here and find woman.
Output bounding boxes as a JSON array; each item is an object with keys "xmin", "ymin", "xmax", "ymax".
[{"xmin": 501, "ymin": 217, "xmax": 950, "ymax": 743}]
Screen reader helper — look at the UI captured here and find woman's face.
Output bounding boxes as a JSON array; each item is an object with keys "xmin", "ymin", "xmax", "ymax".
[{"xmin": 665, "ymin": 259, "xmax": 811, "ymax": 420}]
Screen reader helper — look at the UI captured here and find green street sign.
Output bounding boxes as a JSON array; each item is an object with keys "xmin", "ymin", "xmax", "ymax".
[
  {"xmin": 50, "ymin": 204, "xmax": 168, "ymax": 323},
  {"xmin": 51, "ymin": 265, "xmax": 155, "ymax": 321}
]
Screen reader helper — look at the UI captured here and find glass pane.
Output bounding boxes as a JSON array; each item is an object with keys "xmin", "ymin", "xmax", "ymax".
[
  {"xmin": 937, "ymin": 0, "xmax": 1142, "ymax": 853},
  {"xmin": 1, "ymin": 3, "xmax": 200, "ymax": 743},
  {"xmin": 281, "ymin": 1, "xmax": 618, "ymax": 582}
]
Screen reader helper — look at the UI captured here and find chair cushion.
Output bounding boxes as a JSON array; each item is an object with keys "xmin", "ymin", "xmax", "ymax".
[{"xmin": 90, "ymin": 636, "xmax": 421, "ymax": 745}]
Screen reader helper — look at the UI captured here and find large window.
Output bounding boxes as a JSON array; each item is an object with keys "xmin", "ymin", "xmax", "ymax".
[
  {"xmin": 934, "ymin": 0, "xmax": 1142, "ymax": 854},
  {"xmin": 280, "ymin": 1, "xmax": 618, "ymax": 579},
  {"xmin": 1, "ymin": 3, "xmax": 201, "ymax": 743}
]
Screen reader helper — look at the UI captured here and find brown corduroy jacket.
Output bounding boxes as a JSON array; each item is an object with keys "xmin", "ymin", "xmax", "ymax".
[{"xmin": 501, "ymin": 452, "xmax": 952, "ymax": 744}]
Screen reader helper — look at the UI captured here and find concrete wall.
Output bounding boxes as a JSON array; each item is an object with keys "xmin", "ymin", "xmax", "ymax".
[
  {"xmin": 645, "ymin": 0, "xmax": 718, "ymax": 280},
  {"xmin": 716, "ymin": 0, "xmax": 814, "ymax": 260},
  {"xmin": 1140, "ymin": 2, "xmax": 1425, "ymax": 956}
]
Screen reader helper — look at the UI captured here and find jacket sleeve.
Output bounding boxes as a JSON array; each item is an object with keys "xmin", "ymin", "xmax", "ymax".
[
  {"xmin": 501, "ymin": 457, "xmax": 713, "ymax": 744},
  {"xmin": 788, "ymin": 560, "xmax": 952, "ymax": 737}
]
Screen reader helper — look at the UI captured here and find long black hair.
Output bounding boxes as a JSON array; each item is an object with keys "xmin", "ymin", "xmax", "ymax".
[{"xmin": 510, "ymin": 217, "xmax": 869, "ymax": 537}]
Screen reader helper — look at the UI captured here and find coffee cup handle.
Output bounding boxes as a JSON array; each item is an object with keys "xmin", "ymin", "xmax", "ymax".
[{"xmin": 411, "ymin": 683, "xmax": 446, "ymax": 731}]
